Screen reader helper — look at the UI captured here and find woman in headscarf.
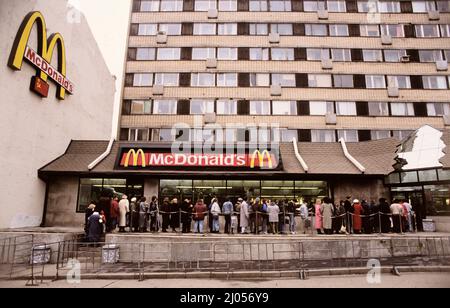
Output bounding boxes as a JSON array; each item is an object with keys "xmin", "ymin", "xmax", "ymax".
[
  {"xmin": 87, "ymin": 211, "xmax": 102, "ymax": 243},
  {"xmin": 352, "ymin": 199, "xmax": 364, "ymax": 234},
  {"xmin": 118, "ymin": 195, "xmax": 130, "ymax": 233}
]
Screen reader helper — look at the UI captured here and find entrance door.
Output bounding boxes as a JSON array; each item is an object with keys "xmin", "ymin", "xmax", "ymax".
[{"xmin": 391, "ymin": 187, "xmax": 425, "ymax": 231}]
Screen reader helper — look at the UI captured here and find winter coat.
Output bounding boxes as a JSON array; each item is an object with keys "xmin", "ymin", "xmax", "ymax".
[
  {"xmin": 353, "ymin": 203, "xmax": 364, "ymax": 231},
  {"xmin": 87, "ymin": 212, "xmax": 102, "ymax": 242},
  {"xmin": 210, "ymin": 202, "xmax": 221, "ymax": 219},
  {"xmin": 193, "ymin": 203, "xmax": 207, "ymax": 221},
  {"xmin": 314, "ymin": 203, "xmax": 323, "ymax": 229},
  {"xmin": 110, "ymin": 200, "xmax": 119, "ymax": 219},
  {"xmin": 118, "ymin": 199, "xmax": 130, "ymax": 227},
  {"xmin": 268, "ymin": 204, "xmax": 280, "ymax": 222},
  {"xmin": 321, "ymin": 203, "xmax": 334, "ymax": 229},
  {"xmin": 240, "ymin": 201, "xmax": 249, "ymax": 227}
]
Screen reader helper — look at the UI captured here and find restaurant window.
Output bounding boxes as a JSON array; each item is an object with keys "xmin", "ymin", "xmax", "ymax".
[
  {"xmin": 217, "ymin": 100, "xmax": 237, "ymax": 115},
  {"xmin": 331, "ymin": 49, "xmax": 351, "ymax": 62},
  {"xmin": 305, "ymin": 24, "xmax": 328, "ymax": 36},
  {"xmin": 371, "ymin": 130, "xmax": 391, "ymax": 140},
  {"xmin": 160, "ymin": 0, "xmax": 183, "ymax": 11},
  {"xmin": 160, "ymin": 180, "xmax": 193, "ymax": 202},
  {"xmin": 191, "ymin": 73, "xmax": 216, "ymax": 86},
  {"xmin": 190, "ymin": 100, "xmax": 215, "ymax": 115},
  {"xmin": 419, "ymin": 170, "xmax": 438, "ymax": 182},
  {"xmin": 136, "ymin": 48, "xmax": 156, "ymax": 60},
  {"xmin": 133, "ymin": 73, "xmax": 153, "ymax": 86},
  {"xmin": 422, "ymin": 76, "xmax": 448, "ymax": 89},
  {"xmin": 271, "ymin": 48, "xmax": 295, "ymax": 60},
  {"xmin": 157, "ymin": 48, "xmax": 181, "ymax": 60},
  {"xmin": 159, "ymin": 23, "xmax": 182, "ymax": 35},
  {"xmin": 250, "ymin": 73, "xmax": 270, "ymax": 86},
  {"xmin": 195, "ymin": 0, "xmax": 217, "ymax": 11},
  {"xmin": 153, "ymin": 100, "xmax": 178, "ymax": 114},
  {"xmin": 138, "ymin": 24, "xmax": 157, "ymax": 35},
  {"xmin": 219, "ymin": 0, "xmax": 237, "ymax": 11},
  {"xmin": 308, "ymin": 74, "xmax": 332, "ymax": 87},
  {"xmin": 228, "ymin": 180, "xmax": 261, "ymax": 201},
  {"xmin": 250, "ymin": 48, "xmax": 270, "ymax": 60},
  {"xmin": 363, "ymin": 49, "xmax": 383, "ymax": 62},
  {"xmin": 272, "ymin": 101, "xmax": 297, "ymax": 115},
  {"xmin": 218, "ymin": 23, "xmax": 238, "ymax": 35},
  {"xmin": 192, "ymin": 48, "xmax": 216, "ymax": 60},
  {"xmin": 250, "ymin": 101, "xmax": 271, "ymax": 115},
  {"xmin": 391, "ymin": 103, "xmax": 415, "ymax": 116},
  {"xmin": 380, "ymin": 24, "xmax": 404, "ymax": 37},
  {"xmin": 154, "ymin": 73, "xmax": 179, "ymax": 86},
  {"xmin": 272, "ymin": 74, "xmax": 296, "ymax": 87},
  {"xmin": 261, "ymin": 181, "xmax": 295, "ymax": 201},
  {"xmin": 129, "ymin": 128, "xmax": 150, "ymax": 141},
  {"xmin": 250, "ymin": 0, "xmax": 269, "ymax": 11},
  {"xmin": 427, "ymin": 103, "xmax": 450, "ymax": 116},
  {"xmin": 295, "ymin": 181, "xmax": 328, "ymax": 204},
  {"xmin": 368, "ymin": 102, "xmax": 389, "ymax": 116},
  {"xmin": 193, "ymin": 180, "xmax": 227, "ymax": 205},
  {"xmin": 77, "ymin": 179, "xmax": 129, "ymax": 213},
  {"xmin": 311, "ymin": 130, "xmax": 336, "ymax": 142},
  {"xmin": 365, "ymin": 75, "xmax": 386, "ymax": 88},
  {"xmin": 336, "ymin": 101, "xmax": 357, "ymax": 115},
  {"xmin": 438, "ymin": 169, "xmax": 450, "ymax": 181},
  {"xmin": 424, "ymin": 185, "xmax": 450, "ymax": 216},
  {"xmin": 360, "ymin": 25, "xmax": 380, "ymax": 37},
  {"xmin": 194, "ymin": 23, "xmax": 216, "ymax": 35},
  {"xmin": 270, "ymin": 24, "xmax": 294, "ymax": 35},
  {"xmin": 270, "ymin": 0, "xmax": 292, "ymax": 11},
  {"xmin": 217, "ymin": 48, "xmax": 238, "ymax": 60},
  {"xmin": 337, "ymin": 130, "xmax": 358, "ymax": 142},
  {"xmin": 309, "ymin": 101, "xmax": 334, "ymax": 115},
  {"xmin": 131, "ymin": 100, "xmax": 152, "ymax": 114},
  {"xmin": 401, "ymin": 171, "xmax": 419, "ymax": 183},
  {"xmin": 217, "ymin": 73, "xmax": 238, "ymax": 87},
  {"xmin": 415, "ymin": 24, "xmax": 440, "ymax": 37},
  {"xmin": 419, "ymin": 50, "xmax": 444, "ymax": 62}
]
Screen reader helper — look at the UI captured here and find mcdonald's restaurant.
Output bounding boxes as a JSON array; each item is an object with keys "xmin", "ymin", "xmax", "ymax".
[{"xmin": 38, "ymin": 126, "xmax": 450, "ymax": 230}]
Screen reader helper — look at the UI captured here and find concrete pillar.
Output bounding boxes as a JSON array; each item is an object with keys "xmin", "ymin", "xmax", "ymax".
[{"xmin": 144, "ymin": 178, "xmax": 159, "ymax": 199}]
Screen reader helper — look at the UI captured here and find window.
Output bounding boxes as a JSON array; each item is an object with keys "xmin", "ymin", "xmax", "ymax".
[
  {"xmin": 371, "ymin": 130, "xmax": 391, "ymax": 140},
  {"xmin": 250, "ymin": 73, "xmax": 270, "ymax": 86},
  {"xmin": 219, "ymin": 0, "xmax": 237, "ymax": 11},
  {"xmin": 387, "ymin": 76, "xmax": 411, "ymax": 89},
  {"xmin": 250, "ymin": 48, "xmax": 270, "ymax": 60},
  {"xmin": 272, "ymin": 74, "xmax": 296, "ymax": 87},
  {"xmin": 368, "ymin": 102, "xmax": 389, "ymax": 116},
  {"xmin": 191, "ymin": 73, "xmax": 215, "ymax": 86},
  {"xmin": 192, "ymin": 48, "xmax": 216, "ymax": 60},
  {"xmin": 271, "ymin": 48, "xmax": 295, "ymax": 60},
  {"xmin": 218, "ymin": 23, "xmax": 237, "ymax": 35},
  {"xmin": 440, "ymin": 25, "xmax": 450, "ymax": 37},
  {"xmin": 360, "ymin": 25, "xmax": 380, "ymax": 37},
  {"xmin": 393, "ymin": 130, "xmax": 414, "ymax": 140},
  {"xmin": 307, "ymin": 48, "xmax": 329, "ymax": 61},
  {"xmin": 138, "ymin": 24, "xmax": 157, "ymax": 35},
  {"xmin": 190, "ymin": 100, "xmax": 215, "ymax": 114},
  {"xmin": 333, "ymin": 75, "xmax": 354, "ymax": 88},
  {"xmin": 327, "ymin": 0, "xmax": 346, "ymax": 12},
  {"xmin": 329, "ymin": 24, "xmax": 349, "ymax": 36},
  {"xmin": 157, "ymin": 48, "xmax": 181, "ymax": 60},
  {"xmin": 304, "ymin": 0, "xmax": 326, "ymax": 11},
  {"xmin": 437, "ymin": 1, "xmax": 450, "ymax": 12},
  {"xmin": 131, "ymin": 100, "xmax": 152, "ymax": 114},
  {"xmin": 270, "ymin": 24, "xmax": 294, "ymax": 35},
  {"xmin": 141, "ymin": 0, "xmax": 159, "ymax": 12},
  {"xmin": 415, "ymin": 25, "xmax": 440, "ymax": 37},
  {"xmin": 159, "ymin": 24, "xmax": 182, "ymax": 35},
  {"xmin": 305, "ymin": 24, "xmax": 328, "ymax": 36},
  {"xmin": 363, "ymin": 49, "xmax": 383, "ymax": 62},
  {"xmin": 250, "ymin": 101, "xmax": 271, "ymax": 115},
  {"xmin": 155, "ymin": 129, "xmax": 175, "ymax": 142},
  {"xmin": 446, "ymin": 50, "xmax": 450, "ymax": 63},
  {"xmin": 281, "ymin": 129, "xmax": 298, "ymax": 142},
  {"xmin": 308, "ymin": 74, "xmax": 332, "ymax": 87},
  {"xmin": 136, "ymin": 48, "xmax": 156, "ymax": 60},
  {"xmin": 380, "ymin": 24, "xmax": 404, "ymax": 37},
  {"xmin": 217, "ymin": 48, "xmax": 238, "ymax": 60},
  {"xmin": 160, "ymin": 0, "xmax": 183, "ymax": 11},
  {"xmin": 250, "ymin": 24, "xmax": 269, "ymax": 35},
  {"xmin": 311, "ymin": 130, "xmax": 336, "ymax": 142},
  {"xmin": 133, "ymin": 73, "xmax": 153, "ymax": 86},
  {"xmin": 272, "ymin": 101, "xmax": 297, "ymax": 115},
  {"xmin": 154, "ymin": 73, "xmax": 179, "ymax": 86},
  {"xmin": 195, "ymin": 0, "xmax": 217, "ymax": 11},
  {"xmin": 377, "ymin": 1, "xmax": 400, "ymax": 13},
  {"xmin": 129, "ymin": 128, "xmax": 149, "ymax": 141},
  {"xmin": 270, "ymin": 0, "xmax": 292, "ymax": 12},
  {"xmin": 310, "ymin": 101, "xmax": 335, "ymax": 115},
  {"xmin": 427, "ymin": 103, "xmax": 450, "ymax": 116},
  {"xmin": 419, "ymin": 50, "xmax": 444, "ymax": 62},
  {"xmin": 338, "ymin": 130, "xmax": 358, "ymax": 142},
  {"xmin": 365, "ymin": 75, "xmax": 386, "ymax": 88},
  {"xmin": 412, "ymin": 1, "xmax": 437, "ymax": 12},
  {"xmin": 331, "ymin": 49, "xmax": 351, "ymax": 62},
  {"xmin": 422, "ymin": 76, "xmax": 448, "ymax": 89},
  {"xmin": 384, "ymin": 50, "xmax": 407, "ymax": 62},
  {"xmin": 153, "ymin": 100, "xmax": 177, "ymax": 114},
  {"xmin": 391, "ymin": 103, "xmax": 415, "ymax": 116},
  {"xmin": 336, "ymin": 101, "xmax": 357, "ymax": 115},
  {"xmin": 250, "ymin": 0, "xmax": 268, "ymax": 11},
  {"xmin": 217, "ymin": 100, "xmax": 237, "ymax": 115},
  {"xmin": 217, "ymin": 73, "xmax": 238, "ymax": 86},
  {"xmin": 194, "ymin": 23, "xmax": 216, "ymax": 35}
]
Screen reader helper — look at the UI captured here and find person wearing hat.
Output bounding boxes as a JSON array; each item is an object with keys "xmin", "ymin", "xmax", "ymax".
[
  {"xmin": 352, "ymin": 199, "xmax": 364, "ymax": 234},
  {"xmin": 118, "ymin": 195, "xmax": 130, "ymax": 233},
  {"xmin": 149, "ymin": 196, "xmax": 159, "ymax": 232},
  {"xmin": 130, "ymin": 197, "xmax": 139, "ymax": 232},
  {"xmin": 170, "ymin": 198, "xmax": 180, "ymax": 232}
]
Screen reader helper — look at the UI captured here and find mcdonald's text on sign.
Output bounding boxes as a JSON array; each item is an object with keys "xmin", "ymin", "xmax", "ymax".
[{"xmin": 119, "ymin": 149, "xmax": 277, "ymax": 170}]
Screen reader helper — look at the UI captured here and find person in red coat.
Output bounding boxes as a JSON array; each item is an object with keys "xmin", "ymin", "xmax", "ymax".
[{"xmin": 352, "ymin": 199, "xmax": 364, "ymax": 234}]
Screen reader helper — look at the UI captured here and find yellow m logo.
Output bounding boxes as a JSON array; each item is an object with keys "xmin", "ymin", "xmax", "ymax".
[
  {"xmin": 250, "ymin": 150, "xmax": 273, "ymax": 169},
  {"xmin": 124, "ymin": 149, "xmax": 147, "ymax": 168},
  {"xmin": 8, "ymin": 11, "xmax": 68, "ymax": 99}
]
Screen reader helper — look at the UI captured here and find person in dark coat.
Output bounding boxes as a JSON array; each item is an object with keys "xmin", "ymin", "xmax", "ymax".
[
  {"xmin": 344, "ymin": 196, "xmax": 353, "ymax": 233},
  {"xmin": 161, "ymin": 197, "xmax": 171, "ymax": 232},
  {"xmin": 87, "ymin": 211, "xmax": 102, "ymax": 243},
  {"xmin": 181, "ymin": 198, "xmax": 193, "ymax": 233},
  {"xmin": 84, "ymin": 202, "xmax": 96, "ymax": 238},
  {"xmin": 332, "ymin": 201, "xmax": 346, "ymax": 234},
  {"xmin": 378, "ymin": 198, "xmax": 391, "ymax": 233},
  {"xmin": 170, "ymin": 198, "xmax": 180, "ymax": 232},
  {"xmin": 97, "ymin": 196, "xmax": 112, "ymax": 232},
  {"xmin": 361, "ymin": 199, "xmax": 372, "ymax": 234},
  {"xmin": 370, "ymin": 200, "xmax": 380, "ymax": 233},
  {"xmin": 149, "ymin": 196, "xmax": 159, "ymax": 232}
]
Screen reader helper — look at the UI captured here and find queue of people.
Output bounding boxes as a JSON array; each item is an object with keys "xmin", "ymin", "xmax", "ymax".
[{"xmin": 84, "ymin": 194, "xmax": 419, "ymax": 241}]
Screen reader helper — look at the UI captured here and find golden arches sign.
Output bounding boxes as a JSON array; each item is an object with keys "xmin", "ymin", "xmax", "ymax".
[
  {"xmin": 250, "ymin": 150, "xmax": 274, "ymax": 169},
  {"xmin": 124, "ymin": 149, "xmax": 147, "ymax": 168},
  {"xmin": 8, "ymin": 11, "xmax": 73, "ymax": 100}
]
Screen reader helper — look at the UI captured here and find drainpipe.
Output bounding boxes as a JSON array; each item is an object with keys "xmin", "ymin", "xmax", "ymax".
[
  {"xmin": 339, "ymin": 138, "xmax": 366, "ymax": 173},
  {"xmin": 292, "ymin": 138, "xmax": 309, "ymax": 173},
  {"xmin": 88, "ymin": 137, "xmax": 115, "ymax": 171}
]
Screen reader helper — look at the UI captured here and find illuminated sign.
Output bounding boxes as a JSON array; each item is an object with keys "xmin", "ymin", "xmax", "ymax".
[
  {"xmin": 118, "ymin": 148, "xmax": 279, "ymax": 170},
  {"xmin": 8, "ymin": 11, "xmax": 74, "ymax": 100}
]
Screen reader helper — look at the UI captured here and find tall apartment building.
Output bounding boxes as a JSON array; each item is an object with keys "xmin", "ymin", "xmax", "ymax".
[{"xmin": 40, "ymin": 0, "xmax": 450, "ymax": 228}]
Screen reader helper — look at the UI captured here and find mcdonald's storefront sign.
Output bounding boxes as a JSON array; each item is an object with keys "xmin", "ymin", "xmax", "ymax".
[
  {"xmin": 8, "ymin": 11, "xmax": 74, "ymax": 100},
  {"xmin": 118, "ymin": 149, "xmax": 279, "ymax": 170}
]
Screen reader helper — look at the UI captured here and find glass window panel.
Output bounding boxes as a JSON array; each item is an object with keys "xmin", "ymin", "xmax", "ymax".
[
  {"xmin": 310, "ymin": 101, "xmax": 335, "ymax": 115},
  {"xmin": 193, "ymin": 23, "xmax": 216, "ymax": 35},
  {"xmin": 133, "ymin": 73, "xmax": 153, "ymax": 86},
  {"xmin": 331, "ymin": 49, "xmax": 351, "ymax": 62},
  {"xmin": 360, "ymin": 25, "xmax": 380, "ymax": 37},
  {"xmin": 371, "ymin": 130, "xmax": 391, "ymax": 140},
  {"xmin": 271, "ymin": 48, "xmax": 295, "ymax": 60},
  {"xmin": 307, "ymin": 48, "xmax": 330, "ymax": 60},
  {"xmin": 217, "ymin": 73, "xmax": 237, "ymax": 86},
  {"xmin": 384, "ymin": 50, "xmax": 407, "ymax": 62},
  {"xmin": 217, "ymin": 48, "xmax": 238, "ymax": 60},
  {"xmin": 138, "ymin": 24, "xmax": 158, "ymax": 35},
  {"xmin": 218, "ymin": 23, "xmax": 237, "ymax": 35},
  {"xmin": 419, "ymin": 170, "xmax": 438, "ymax": 182},
  {"xmin": 190, "ymin": 100, "xmax": 215, "ymax": 114},
  {"xmin": 365, "ymin": 75, "xmax": 386, "ymax": 88},
  {"xmin": 191, "ymin": 73, "xmax": 215, "ymax": 86},
  {"xmin": 157, "ymin": 48, "xmax": 181, "ymax": 60},
  {"xmin": 219, "ymin": 0, "xmax": 237, "ymax": 11},
  {"xmin": 217, "ymin": 100, "xmax": 237, "ymax": 115},
  {"xmin": 195, "ymin": 0, "xmax": 217, "ymax": 11},
  {"xmin": 333, "ymin": 75, "xmax": 354, "ymax": 88},
  {"xmin": 153, "ymin": 100, "xmax": 178, "ymax": 114},
  {"xmin": 329, "ymin": 24, "xmax": 349, "ymax": 36},
  {"xmin": 250, "ymin": 73, "xmax": 270, "ymax": 86},
  {"xmin": 159, "ymin": 23, "xmax": 182, "ymax": 35},
  {"xmin": 250, "ymin": 24, "xmax": 269, "ymax": 35},
  {"xmin": 415, "ymin": 24, "xmax": 440, "ymax": 37},
  {"xmin": 412, "ymin": 1, "xmax": 437, "ymax": 12},
  {"xmin": 363, "ymin": 49, "xmax": 383, "ymax": 62},
  {"xmin": 272, "ymin": 101, "xmax": 297, "ymax": 115},
  {"xmin": 272, "ymin": 74, "xmax": 296, "ymax": 87},
  {"xmin": 327, "ymin": 0, "xmax": 346, "ymax": 12},
  {"xmin": 250, "ymin": 0, "xmax": 269, "ymax": 11},
  {"xmin": 391, "ymin": 103, "xmax": 415, "ymax": 116},
  {"xmin": 422, "ymin": 76, "xmax": 448, "ymax": 89},
  {"xmin": 308, "ymin": 74, "xmax": 332, "ymax": 87},
  {"xmin": 427, "ymin": 103, "xmax": 450, "ymax": 116},
  {"xmin": 250, "ymin": 101, "xmax": 271, "ymax": 115},
  {"xmin": 270, "ymin": 0, "xmax": 292, "ymax": 12},
  {"xmin": 424, "ymin": 184, "xmax": 450, "ymax": 216},
  {"xmin": 250, "ymin": 48, "xmax": 270, "ymax": 60},
  {"xmin": 311, "ymin": 130, "xmax": 336, "ymax": 142},
  {"xmin": 337, "ymin": 130, "xmax": 358, "ymax": 142},
  {"xmin": 419, "ymin": 50, "xmax": 444, "ymax": 62},
  {"xmin": 336, "ymin": 101, "xmax": 357, "ymax": 115},
  {"xmin": 368, "ymin": 102, "xmax": 389, "ymax": 116},
  {"xmin": 141, "ymin": 0, "xmax": 159, "ymax": 12},
  {"xmin": 380, "ymin": 24, "xmax": 404, "ymax": 37},
  {"xmin": 401, "ymin": 171, "xmax": 418, "ymax": 183},
  {"xmin": 270, "ymin": 24, "xmax": 294, "ymax": 35},
  {"xmin": 192, "ymin": 48, "xmax": 216, "ymax": 60},
  {"xmin": 305, "ymin": 24, "xmax": 328, "ymax": 36},
  {"xmin": 160, "ymin": 0, "xmax": 183, "ymax": 11},
  {"xmin": 136, "ymin": 48, "xmax": 156, "ymax": 60},
  {"xmin": 281, "ymin": 130, "xmax": 298, "ymax": 142},
  {"xmin": 261, "ymin": 181, "xmax": 295, "ymax": 201},
  {"xmin": 154, "ymin": 73, "xmax": 179, "ymax": 86}
]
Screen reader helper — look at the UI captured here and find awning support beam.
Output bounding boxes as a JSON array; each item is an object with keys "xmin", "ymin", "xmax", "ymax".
[
  {"xmin": 292, "ymin": 138, "xmax": 309, "ymax": 173},
  {"xmin": 339, "ymin": 138, "xmax": 366, "ymax": 173}
]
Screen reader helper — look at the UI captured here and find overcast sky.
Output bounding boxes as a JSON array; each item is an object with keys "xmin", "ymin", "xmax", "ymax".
[{"xmin": 68, "ymin": 0, "xmax": 132, "ymax": 137}]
